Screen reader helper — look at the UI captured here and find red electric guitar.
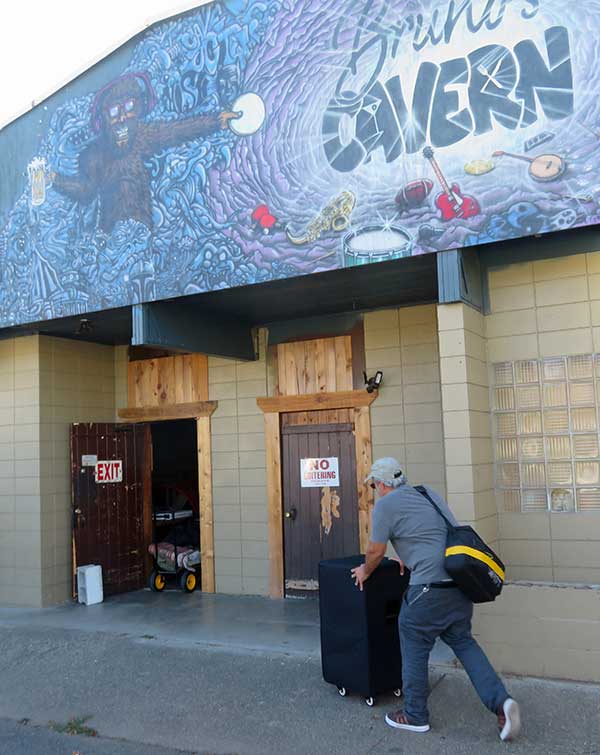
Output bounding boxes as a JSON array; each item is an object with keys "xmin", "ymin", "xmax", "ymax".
[{"xmin": 423, "ymin": 146, "xmax": 481, "ymax": 221}]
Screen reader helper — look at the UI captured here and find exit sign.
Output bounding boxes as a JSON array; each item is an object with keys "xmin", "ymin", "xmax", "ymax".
[{"xmin": 95, "ymin": 460, "xmax": 123, "ymax": 483}]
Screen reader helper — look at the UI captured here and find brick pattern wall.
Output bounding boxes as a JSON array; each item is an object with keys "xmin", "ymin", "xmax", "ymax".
[
  {"xmin": 474, "ymin": 583, "xmax": 600, "ymax": 682},
  {"xmin": 487, "ymin": 254, "xmax": 600, "ymax": 582},
  {"xmin": 0, "ymin": 335, "xmax": 120, "ymax": 608},
  {"xmin": 38, "ymin": 337, "xmax": 119, "ymax": 605},
  {"xmin": 0, "ymin": 336, "xmax": 42, "ymax": 607},
  {"xmin": 438, "ymin": 303, "xmax": 497, "ymax": 547},
  {"xmin": 364, "ymin": 304, "xmax": 446, "ymax": 494},
  {"xmin": 209, "ymin": 332, "xmax": 269, "ymax": 596}
]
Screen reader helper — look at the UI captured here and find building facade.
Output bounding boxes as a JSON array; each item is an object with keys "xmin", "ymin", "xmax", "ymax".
[{"xmin": 1, "ymin": 0, "xmax": 599, "ymax": 682}]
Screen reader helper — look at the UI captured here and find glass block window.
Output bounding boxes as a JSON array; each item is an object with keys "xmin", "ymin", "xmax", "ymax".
[{"xmin": 492, "ymin": 355, "xmax": 600, "ymax": 512}]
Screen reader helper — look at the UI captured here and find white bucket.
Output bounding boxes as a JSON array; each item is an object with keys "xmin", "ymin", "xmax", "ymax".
[{"xmin": 77, "ymin": 564, "xmax": 104, "ymax": 606}]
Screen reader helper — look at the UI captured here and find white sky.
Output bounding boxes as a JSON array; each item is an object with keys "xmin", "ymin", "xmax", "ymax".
[{"xmin": 0, "ymin": 1, "xmax": 210, "ymax": 128}]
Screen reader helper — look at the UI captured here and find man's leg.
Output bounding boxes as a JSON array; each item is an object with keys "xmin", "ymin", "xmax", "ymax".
[
  {"xmin": 440, "ymin": 592, "xmax": 509, "ymax": 714},
  {"xmin": 397, "ymin": 587, "xmax": 438, "ymax": 726}
]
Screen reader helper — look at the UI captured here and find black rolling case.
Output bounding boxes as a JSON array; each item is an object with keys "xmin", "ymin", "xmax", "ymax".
[{"xmin": 318, "ymin": 555, "xmax": 410, "ymax": 706}]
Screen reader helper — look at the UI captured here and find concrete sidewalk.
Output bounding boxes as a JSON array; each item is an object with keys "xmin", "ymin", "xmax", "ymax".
[{"xmin": 0, "ymin": 589, "xmax": 455, "ymax": 665}]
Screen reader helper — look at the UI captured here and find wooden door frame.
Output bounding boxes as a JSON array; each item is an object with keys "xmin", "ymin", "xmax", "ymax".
[
  {"xmin": 118, "ymin": 400, "xmax": 218, "ymax": 593},
  {"xmin": 256, "ymin": 390, "xmax": 378, "ymax": 598}
]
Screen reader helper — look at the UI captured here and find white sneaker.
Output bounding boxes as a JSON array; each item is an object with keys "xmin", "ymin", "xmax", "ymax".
[
  {"xmin": 385, "ymin": 710, "xmax": 430, "ymax": 733},
  {"xmin": 498, "ymin": 698, "xmax": 521, "ymax": 741}
]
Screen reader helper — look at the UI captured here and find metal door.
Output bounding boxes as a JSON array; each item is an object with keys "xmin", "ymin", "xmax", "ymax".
[
  {"xmin": 282, "ymin": 423, "xmax": 359, "ymax": 596},
  {"xmin": 71, "ymin": 422, "xmax": 151, "ymax": 597}
]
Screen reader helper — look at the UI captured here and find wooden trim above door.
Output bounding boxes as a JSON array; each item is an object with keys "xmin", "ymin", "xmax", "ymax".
[
  {"xmin": 257, "ymin": 390, "xmax": 376, "ymax": 598},
  {"xmin": 118, "ymin": 401, "xmax": 217, "ymax": 422},
  {"xmin": 257, "ymin": 390, "xmax": 377, "ymax": 414}
]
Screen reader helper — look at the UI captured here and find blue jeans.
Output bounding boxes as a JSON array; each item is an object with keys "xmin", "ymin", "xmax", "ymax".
[{"xmin": 399, "ymin": 584, "xmax": 509, "ymax": 726}]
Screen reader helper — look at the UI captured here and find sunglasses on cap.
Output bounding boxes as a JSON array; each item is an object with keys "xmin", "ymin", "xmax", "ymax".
[{"xmin": 369, "ymin": 471, "xmax": 402, "ymax": 489}]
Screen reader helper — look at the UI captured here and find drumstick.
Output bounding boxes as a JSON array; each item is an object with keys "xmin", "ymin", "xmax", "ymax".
[{"xmin": 310, "ymin": 251, "xmax": 337, "ymax": 265}]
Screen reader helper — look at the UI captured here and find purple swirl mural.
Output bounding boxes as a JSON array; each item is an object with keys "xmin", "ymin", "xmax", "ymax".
[{"xmin": 0, "ymin": 0, "xmax": 599, "ymax": 328}]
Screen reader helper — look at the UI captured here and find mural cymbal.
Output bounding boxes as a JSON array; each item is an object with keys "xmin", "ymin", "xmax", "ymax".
[
  {"xmin": 229, "ymin": 93, "xmax": 266, "ymax": 136},
  {"xmin": 464, "ymin": 159, "xmax": 495, "ymax": 176}
]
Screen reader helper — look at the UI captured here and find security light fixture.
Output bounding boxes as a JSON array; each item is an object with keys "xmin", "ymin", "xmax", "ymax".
[
  {"xmin": 75, "ymin": 318, "xmax": 93, "ymax": 336},
  {"xmin": 363, "ymin": 370, "xmax": 383, "ymax": 393}
]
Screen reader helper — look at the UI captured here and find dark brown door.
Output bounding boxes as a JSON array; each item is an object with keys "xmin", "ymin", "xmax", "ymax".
[
  {"xmin": 282, "ymin": 423, "xmax": 359, "ymax": 597},
  {"xmin": 71, "ymin": 423, "xmax": 151, "ymax": 597}
]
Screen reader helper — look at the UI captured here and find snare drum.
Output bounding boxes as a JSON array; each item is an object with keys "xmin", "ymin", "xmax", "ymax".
[{"xmin": 343, "ymin": 225, "xmax": 413, "ymax": 266}]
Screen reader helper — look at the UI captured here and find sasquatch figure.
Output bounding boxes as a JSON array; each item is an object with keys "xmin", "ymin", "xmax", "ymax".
[{"xmin": 51, "ymin": 72, "xmax": 239, "ymax": 234}]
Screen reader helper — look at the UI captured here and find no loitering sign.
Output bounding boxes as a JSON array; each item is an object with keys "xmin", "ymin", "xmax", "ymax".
[
  {"xmin": 300, "ymin": 457, "xmax": 339, "ymax": 488},
  {"xmin": 95, "ymin": 460, "xmax": 123, "ymax": 483}
]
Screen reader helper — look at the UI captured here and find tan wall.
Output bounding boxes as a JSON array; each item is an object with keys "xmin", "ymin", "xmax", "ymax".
[
  {"xmin": 0, "ymin": 336, "xmax": 42, "ymax": 607},
  {"xmin": 209, "ymin": 331, "xmax": 269, "ymax": 596},
  {"xmin": 473, "ymin": 583, "xmax": 600, "ymax": 682},
  {"xmin": 486, "ymin": 254, "xmax": 600, "ymax": 583},
  {"xmin": 38, "ymin": 337, "xmax": 120, "ymax": 606},
  {"xmin": 438, "ymin": 303, "xmax": 497, "ymax": 547},
  {"xmin": 0, "ymin": 335, "xmax": 121, "ymax": 607},
  {"xmin": 364, "ymin": 304, "xmax": 446, "ymax": 494}
]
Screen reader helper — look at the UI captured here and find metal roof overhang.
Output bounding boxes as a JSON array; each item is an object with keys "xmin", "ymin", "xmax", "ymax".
[{"xmin": 0, "ymin": 253, "xmax": 438, "ymax": 354}]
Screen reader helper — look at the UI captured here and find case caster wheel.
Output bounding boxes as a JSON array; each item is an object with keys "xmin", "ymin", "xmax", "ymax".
[
  {"xmin": 180, "ymin": 571, "xmax": 197, "ymax": 593},
  {"xmin": 337, "ymin": 687, "xmax": 347, "ymax": 697},
  {"xmin": 393, "ymin": 688, "xmax": 402, "ymax": 697},
  {"xmin": 365, "ymin": 697, "xmax": 375, "ymax": 707},
  {"xmin": 149, "ymin": 570, "xmax": 165, "ymax": 593}
]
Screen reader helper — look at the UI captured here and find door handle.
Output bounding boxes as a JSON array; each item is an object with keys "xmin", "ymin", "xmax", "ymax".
[{"xmin": 285, "ymin": 508, "xmax": 297, "ymax": 521}]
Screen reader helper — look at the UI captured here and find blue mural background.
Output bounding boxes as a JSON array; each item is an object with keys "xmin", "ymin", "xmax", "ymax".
[{"xmin": 1, "ymin": 0, "xmax": 600, "ymax": 328}]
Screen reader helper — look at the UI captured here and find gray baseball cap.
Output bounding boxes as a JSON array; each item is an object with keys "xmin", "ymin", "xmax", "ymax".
[{"xmin": 364, "ymin": 457, "xmax": 405, "ymax": 486}]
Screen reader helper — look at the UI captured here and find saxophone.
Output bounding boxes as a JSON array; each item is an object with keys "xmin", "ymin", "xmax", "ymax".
[{"xmin": 286, "ymin": 191, "xmax": 356, "ymax": 246}]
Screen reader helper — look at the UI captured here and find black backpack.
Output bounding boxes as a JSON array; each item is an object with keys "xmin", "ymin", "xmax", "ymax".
[{"xmin": 415, "ymin": 486, "xmax": 505, "ymax": 604}]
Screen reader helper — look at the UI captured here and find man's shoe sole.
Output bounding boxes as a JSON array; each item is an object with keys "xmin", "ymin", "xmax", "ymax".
[
  {"xmin": 500, "ymin": 698, "xmax": 521, "ymax": 741},
  {"xmin": 385, "ymin": 714, "xmax": 430, "ymax": 733}
]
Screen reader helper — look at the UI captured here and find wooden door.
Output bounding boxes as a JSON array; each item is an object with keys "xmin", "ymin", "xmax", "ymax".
[
  {"xmin": 71, "ymin": 423, "xmax": 151, "ymax": 597},
  {"xmin": 282, "ymin": 423, "xmax": 359, "ymax": 597}
]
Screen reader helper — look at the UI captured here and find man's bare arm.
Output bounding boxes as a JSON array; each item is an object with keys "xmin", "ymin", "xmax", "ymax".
[{"xmin": 364, "ymin": 541, "xmax": 387, "ymax": 579}]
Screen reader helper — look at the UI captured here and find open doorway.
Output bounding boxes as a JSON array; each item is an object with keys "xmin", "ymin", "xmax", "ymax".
[
  {"xmin": 148, "ymin": 419, "xmax": 201, "ymax": 593},
  {"xmin": 71, "ymin": 416, "xmax": 212, "ymax": 600}
]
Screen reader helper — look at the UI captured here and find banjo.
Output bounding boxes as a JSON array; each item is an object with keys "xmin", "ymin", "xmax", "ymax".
[{"xmin": 492, "ymin": 150, "xmax": 566, "ymax": 182}]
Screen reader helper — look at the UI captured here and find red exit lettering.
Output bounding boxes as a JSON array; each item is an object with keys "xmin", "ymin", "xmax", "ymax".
[{"xmin": 95, "ymin": 460, "xmax": 123, "ymax": 483}]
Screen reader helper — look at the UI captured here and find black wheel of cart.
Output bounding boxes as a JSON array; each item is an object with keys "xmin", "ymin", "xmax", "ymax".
[
  {"xmin": 179, "ymin": 571, "xmax": 197, "ymax": 593},
  {"xmin": 149, "ymin": 570, "xmax": 166, "ymax": 592},
  {"xmin": 365, "ymin": 697, "xmax": 375, "ymax": 707}
]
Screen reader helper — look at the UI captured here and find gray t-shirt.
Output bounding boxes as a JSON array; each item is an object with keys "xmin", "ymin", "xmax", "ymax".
[{"xmin": 371, "ymin": 484, "xmax": 459, "ymax": 585}]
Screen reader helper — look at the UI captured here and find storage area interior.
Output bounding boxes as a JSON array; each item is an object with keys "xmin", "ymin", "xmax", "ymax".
[{"xmin": 148, "ymin": 419, "xmax": 201, "ymax": 593}]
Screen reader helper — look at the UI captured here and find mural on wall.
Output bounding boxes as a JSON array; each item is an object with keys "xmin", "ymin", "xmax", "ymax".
[{"xmin": 1, "ymin": 0, "xmax": 600, "ymax": 328}]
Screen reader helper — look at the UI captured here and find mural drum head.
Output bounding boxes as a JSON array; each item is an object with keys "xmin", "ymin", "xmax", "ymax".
[
  {"xmin": 1, "ymin": 0, "xmax": 600, "ymax": 330},
  {"xmin": 229, "ymin": 93, "xmax": 266, "ymax": 136},
  {"xmin": 343, "ymin": 225, "xmax": 413, "ymax": 266}
]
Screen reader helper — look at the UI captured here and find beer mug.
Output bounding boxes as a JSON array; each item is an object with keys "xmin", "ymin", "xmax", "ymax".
[{"xmin": 28, "ymin": 157, "xmax": 48, "ymax": 206}]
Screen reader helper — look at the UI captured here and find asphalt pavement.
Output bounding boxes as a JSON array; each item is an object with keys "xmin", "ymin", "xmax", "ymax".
[{"xmin": 0, "ymin": 621, "xmax": 599, "ymax": 755}]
